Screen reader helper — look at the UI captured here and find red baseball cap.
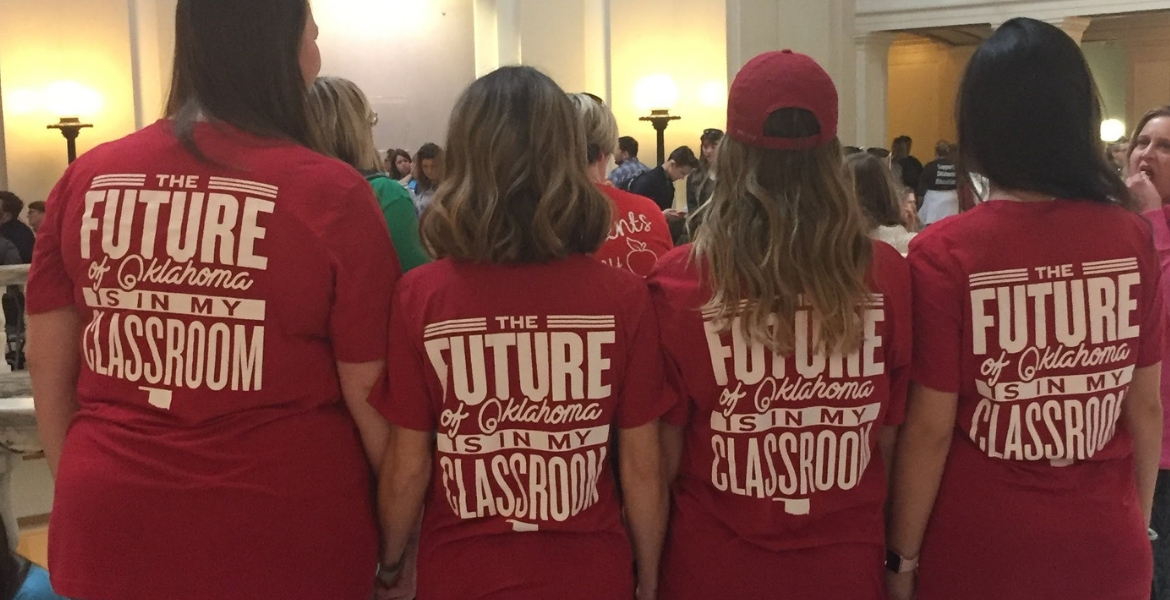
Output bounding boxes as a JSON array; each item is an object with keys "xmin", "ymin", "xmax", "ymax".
[{"xmin": 727, "ymin": 50, "xmax": 838, "ymax": 150}]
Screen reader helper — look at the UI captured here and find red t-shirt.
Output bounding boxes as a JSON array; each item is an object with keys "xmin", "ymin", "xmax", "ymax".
[
  {"xmin": 594, "ymin": 184, "xmax": 673, "ymax": 276},
  {"xmin": 26, "ymin": 121, "xmax": 400, "ymax": 600},
  {"xmin": 376, "ymin": 255, "xmax": 671, "ymax": 600},
  {"xmin": 910, "ymin": 199, "xmax": 1162, "ymax": 600},
  {"xmin": 647, "ymin": 241, "xmax": 911, "ymax": 599}
]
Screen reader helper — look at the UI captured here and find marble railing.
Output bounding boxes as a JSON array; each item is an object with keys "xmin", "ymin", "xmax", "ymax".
[{"xmin": 0, "ymin": 263, "xmax": 34, "ymax": 551}]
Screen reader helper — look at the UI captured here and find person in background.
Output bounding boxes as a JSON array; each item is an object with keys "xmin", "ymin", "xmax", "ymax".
[
  {"xmin": 569, "ymin": 93, "xmax": 673, "ymax": 277},
  {"xmin": 25, "ymin": 1, "xmax": 400, "ymax": 598},
  {"xmin": 373, "ymin": 65, "xmax": 669, "ymax": 600},
  {"xmin": 649, "ymin": 50, "xmax": 911, "ymax": 600},
  {"xmin": 1, "ymin": 520, "xmax": 68, "ymax": 600},
  {"xmin": 308, "ymin": 77, "xmax": 429, "ymax": 272},
  {"xmin": 25, "ymin": 203, "xmax": 45, "ymax": 235},
  {"xmin": 629, "ymin": 146, "xmax": 699, "ymax": 211},
  {"xmin": 847, "ymin": 152, "xmax": 916, "ymax": 255},
  {"xmin": 411, "ymin": 142, "xmax": 442, "ymax": 214},
  {"xmin": 1126, "ymin": 105, "xmax": 1170, "ymax": 600},
  {"xmin": 1109, "ymin": 137, "xmax": 1131, "ymax": 175},
  {"xmin": 610, "ymin": 136, "xmax": 650, "ymax": 190},
  {"xmin": 387, "ymin": 149, "xmax": 414, "ymax": 188},
  {"xmin": 888, "ymin": 18, "xmax": 1163, "ymax": 600},
  {"xmin": 916, "ymin": 140, "xmax": 959, "ymax": 225},
  {"xmin": 866, "ymin": 147, "xmax": 891, "ymax": 160},
  {"xmin": 892, "ymin": 135, "xmax": 924, "ymax": 192},
  {"xmin": 686, "ymin": 128, "xmax": 723, "ymax": 214},
  {"xmin": 0, "ymin": 193, "xmax": 34, "ymax": 264}
]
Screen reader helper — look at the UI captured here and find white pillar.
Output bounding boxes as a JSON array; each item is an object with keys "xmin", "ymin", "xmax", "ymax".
[
  {"xmin": 583, "ymin": 0, "xmax": 612, "ymax": 103},
  {"xmin": 473, "ymin": 0, "xmax": 521, "ymax": 78},
  {"xmin": 854, "ymin": 31, "xmax": 895, "ymax": 149}
]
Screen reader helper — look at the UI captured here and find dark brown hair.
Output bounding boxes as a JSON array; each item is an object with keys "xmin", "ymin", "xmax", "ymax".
[
  {"xmin": 420, "ymin": 66, "xmax": 611, "ymax": 263},
  {"xmin": 387, "ymin": 149, "xmax": 412, "ymax": 179},
  {"xmin": 165, "ymin": 0, "xmax": 314, "ymax": 160},
  {"xmin": 846, "ymin": 152, "xmax": 904, "ymax": 228},
  {"xmin": 957, "ymin": 17, "xmax": 1129, "ymax": 207},
  {"xmin": 0, "ymin": 191, "xmax": 24, "ymax": 220},
  {"xmin": 414, "ymin": 143, "xmax": 443, "ymax": 192}
]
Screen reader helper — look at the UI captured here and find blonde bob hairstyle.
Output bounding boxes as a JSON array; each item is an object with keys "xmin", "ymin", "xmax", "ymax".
[
  {"xmin": 421, "ymin": 66, "xmax": 612, "ymax": 263},
  {"xmin": 567, "ymin": 93, "xmax": 619, "ymax": 165},
  {"xmin": 693, "ymin": 109, "xmax": 873, "ymax": 354},
  {"xmin": 306, "ymin": 76, "xmax": 383, "ymax": 173}
]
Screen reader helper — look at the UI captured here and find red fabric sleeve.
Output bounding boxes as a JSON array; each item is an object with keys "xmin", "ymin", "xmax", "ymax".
[
  {"xmin": 646, "ymin": 208, "xmax": 674, "ymax": 259},
  {"xmin": 1136, "ymin": 227, "xmax": 1164, "ymax": 368},
  {"xmin": 27, "ymin": 176, "xmax": 76, "ymax": 314},
  {"xmin": 877, "ymin": 245, "xmax": 913, "ymax": 426},
  {"xmin": 327, "ymin": 181, "xmax": 401, "ymax": 363},
  {"xmin": 382, "ymin": 287, "xmax": 438, "ymax": 431},
  {"xmin": 616, "ymin": 285, "xmax": 672, "ymax": 429},
  {"xmin": 908, "ymin": 238, "xmax": 964, "ymax": 393}
]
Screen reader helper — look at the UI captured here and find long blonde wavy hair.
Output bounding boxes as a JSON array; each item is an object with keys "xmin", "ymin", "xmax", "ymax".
[
  {"xmin": 693, "ymin": 111, "xmax": 873, "ymax": 354},
  {"xmin": 421, "ymin": 66, "xmax": 611, "ymax": 263}
]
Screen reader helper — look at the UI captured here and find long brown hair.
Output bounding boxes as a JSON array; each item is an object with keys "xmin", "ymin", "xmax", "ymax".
[
  {"xmin": 693, "ymin": 110, "xmax": 872, "ymax": 354},
  {"xmin": 166, "ymin": 0, "xmax": 314, "ymax": 159},
  {"xmin": 846, "ymin": 152, "xmax": 905, "ymax": 228},
  {"xmin": 420, "ymin": 66, "xmax": 611, "ymax": 263}
]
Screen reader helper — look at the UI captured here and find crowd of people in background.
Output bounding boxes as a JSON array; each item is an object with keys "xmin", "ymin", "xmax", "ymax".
[{"xmin": 5, "ymin": 1, "xmax": 1170, "ymax": 600}]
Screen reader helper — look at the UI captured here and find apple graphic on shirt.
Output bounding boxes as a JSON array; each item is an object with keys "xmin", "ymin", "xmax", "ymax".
[{"xmin": 625, "ymin": 237, "xmax": 657, "ymax": 275}]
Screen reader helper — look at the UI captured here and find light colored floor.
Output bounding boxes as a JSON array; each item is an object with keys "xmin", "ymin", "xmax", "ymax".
[{"xmin": 16, "ymin": 525, "xmax": 48, "ymax": 567}]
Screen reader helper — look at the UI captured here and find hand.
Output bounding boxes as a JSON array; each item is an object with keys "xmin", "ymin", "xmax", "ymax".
[
  {"xmin": 886, "ymin": 570, "xmax": 916, "ymax": 600},
  {"xmin": 1127, "ymin": 172, "xmax": 1164, "ymax": 212},
  {"xmin": 663, "ymin": 209, "xmax": 686, "ymax": 218}
]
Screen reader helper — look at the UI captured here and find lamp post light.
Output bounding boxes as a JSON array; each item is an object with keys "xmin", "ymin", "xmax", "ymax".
[
  {"xmin": 634, "ymin": 74, "xmax": 681, "ymax": 166},
  {"xmin": 47, "ymin": 117, "xmax": 93, "ymax": 164},
  {"xmin": 639, "ymin": 109, "xmax": 681, "ymax": 166}
]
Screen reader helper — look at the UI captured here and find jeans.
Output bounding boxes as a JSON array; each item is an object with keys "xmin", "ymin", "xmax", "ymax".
[{"xmin": 1152, "ymin": 470, "xmax": 1170, "ymax": 599}]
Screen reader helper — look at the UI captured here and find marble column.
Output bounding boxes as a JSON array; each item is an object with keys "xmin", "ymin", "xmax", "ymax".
[{"xmin": 854, "ymin": 31, "xmax": 896, "ymax": 149}]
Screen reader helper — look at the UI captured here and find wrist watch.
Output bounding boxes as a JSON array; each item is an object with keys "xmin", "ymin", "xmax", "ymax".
[{"xmin": 886, "ymin": 550, "xmax": 919, "ymax": 574}]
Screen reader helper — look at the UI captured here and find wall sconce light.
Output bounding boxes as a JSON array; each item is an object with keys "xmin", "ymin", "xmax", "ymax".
[
  {"xmin": 635, "ymin": 74, "xmax": 681, "ymax": 166},
  {"xmin": 43, "ymin": 81, "xmax": 101, "ymax": 164},
  {"xmin": 1100, "ymin": 119, "xmax": 1126, "ymax": 143}
]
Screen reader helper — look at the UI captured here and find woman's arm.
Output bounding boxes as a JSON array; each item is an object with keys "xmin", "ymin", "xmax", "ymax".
[
  {"xmin": 1125, "ymin": 364, "xmax": 1163, "ymax": 525},
  {"xmin": 377, "ymin": 425, "xmax": 432, "ymax": 578},
  {"xmin": 338, "ymin": 360, "xmax": 390, "ymax": 470},
  {"xmin": 886, "ymin": 383, "xmax": 959, "ymax": 599},
  {"xmin": 660, "ymin": 422, "xmax": 684, "ymax": 485},
  {"xmin": 27, "ymin": 307, "xmax": 82, "ymax": 477},
  {"xmin": 620, "ymin": 420, "xmax": 668, "ymax": 600}
]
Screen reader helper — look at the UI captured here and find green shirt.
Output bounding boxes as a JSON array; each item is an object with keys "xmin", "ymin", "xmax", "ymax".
[{"xmin": 367, "ymin": 174, "xmax": 429, "ymax": 272}]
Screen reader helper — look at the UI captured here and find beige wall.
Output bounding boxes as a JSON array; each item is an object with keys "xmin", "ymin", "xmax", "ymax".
[
  {"xmin": 314, "ymin": 0, "xmax": 477, "ymax": 156},
  {"xmin": 610, "ymin": 0, "xmax": 728, "ymax": 208},
  {"xmin": 0, "ymin": 0, "xmax": 139, "ymax": 202},
  {"xmin": 886, "ymin": 37, "xmax": 971, "ymax": 159}
]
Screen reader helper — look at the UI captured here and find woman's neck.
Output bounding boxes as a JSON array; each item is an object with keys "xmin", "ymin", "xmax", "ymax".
[
  {"xmin": 588, "ymin": 161, "xmax": 606, "ymax": 184},
  {"xmin": 990, "ymin": 187, "xmax": 1055, "ymax": 203}
]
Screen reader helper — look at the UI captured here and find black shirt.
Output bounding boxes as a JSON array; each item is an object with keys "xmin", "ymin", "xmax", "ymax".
[
  {"xmin": 895, "ymin": 155, "xmax": 924, "ymax": 191},
  {"xmin": 628, "ymin": 166, "xmax": 675, "ymax": 211},
  {"xmin": 917, "ymin": 159, "xmax": 958, "ymax": 197},
  {"xmin": 0, "ymin": 219, "xmax": 34, "ymax": 264}
]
